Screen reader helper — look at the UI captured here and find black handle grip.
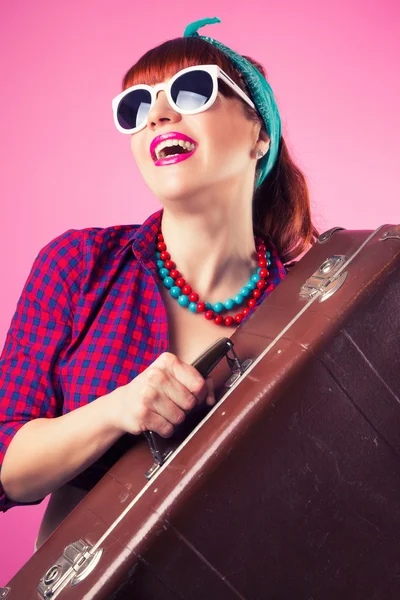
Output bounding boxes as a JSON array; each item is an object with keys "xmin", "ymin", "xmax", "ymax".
[
  {"xmin": 144, "ymin": 337, "xmax": 234, "ymax": 465},
  {"xmin": 191, "ymin": 337, "xmax": 233, "ymax": 377}
]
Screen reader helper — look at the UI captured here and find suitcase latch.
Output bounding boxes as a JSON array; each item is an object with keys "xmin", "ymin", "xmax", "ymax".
[
  {"xmin": 317, "ymin": 227, "xmax": 345, "ymax": 243},
  {"xmin": 379, "ymin": 225, "xmax": 400, "ymax": 241},
  {"xmin": 300, "ymin": 255, "xmax": 348, "ymax": 302},
  {"xmin": 37, "ymin": 539, "xmax": 103, "ymax": 597}
]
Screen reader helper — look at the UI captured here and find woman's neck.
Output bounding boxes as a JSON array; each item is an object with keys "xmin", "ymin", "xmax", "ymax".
[{"xmin": 160, "ymin": 201, "xmax": 258, "ymax": 305}]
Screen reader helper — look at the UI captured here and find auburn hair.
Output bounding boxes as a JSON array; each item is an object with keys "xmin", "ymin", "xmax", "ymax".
[{"xmin": 121, "ymin": 37, "xmax": 319, "ymax": 264}]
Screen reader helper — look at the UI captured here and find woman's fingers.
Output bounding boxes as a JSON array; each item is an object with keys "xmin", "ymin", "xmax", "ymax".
[
  {"xmin": 205, "ymin": 377, "xmax": 216, "ymax": 406},
  {"xmin": 161, "ymin": 353, "xmax": 209, "ymax": 406},
  {"xmin": 113, "ymin": 352, "xmax": 216, "ymax": 437}
]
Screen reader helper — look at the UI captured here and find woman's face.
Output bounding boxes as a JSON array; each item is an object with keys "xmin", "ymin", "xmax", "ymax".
[{"xmin": 129, "ymin": 73, "xmax": 267, "ymax": 203}]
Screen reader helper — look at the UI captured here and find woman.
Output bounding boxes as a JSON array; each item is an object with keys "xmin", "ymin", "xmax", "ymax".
[{"xmin": 0, "ymin": 18, "xmax": 318, "ymax": 551}]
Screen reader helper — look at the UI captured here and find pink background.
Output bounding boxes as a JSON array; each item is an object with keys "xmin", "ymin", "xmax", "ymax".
[{"xmin": 0, "ymin": 0, "xmax": 399, "ymax": 584}]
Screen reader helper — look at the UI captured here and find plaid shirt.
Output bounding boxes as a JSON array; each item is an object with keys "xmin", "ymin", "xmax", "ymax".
[{"xmin": 0, "ymin": 209, "xmax": 287, "ymax": 511}]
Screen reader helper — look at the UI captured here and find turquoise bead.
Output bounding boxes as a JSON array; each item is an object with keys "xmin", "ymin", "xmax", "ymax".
[
  {"xmin": 267, "ymin": 259, "xmax": 271, "ymax": 267},
  {"xmin": 213, "ymin": 302, "xmax": 224, "ymax": 313},
  {"xmin": 155, "ymin": 251, "xmax": 161, "ymax": 260},
  {"xmin": 246, "ymin": 281, "xmax": 257, "ymax": 290},
  {"xmin": 178, "ymin": 294, "xmax": 190, "ymax": 307},
  {"xmin": 159, "ymin": 267, "xmax": 169, "ymax": 278},
  {"xmin": 170, "ymin": 286, "xmax": 181, "ymax": 298},
  {"xmin": 205, "ymin": 302, "xmax": 213, "ymax": 311},
  {"xmin": 240, "ymin": 287, "xmax": 251, "ymax": 297},
  {"xmin": 234, "ymin": 293, "xmax": 244, "ymax": 305},
  {"xmin": 157, "ymin": 259, "xmax": 165, "ymax": 269},
  {"xmin": 266, "ymin": 251, "xmax": 271, "ymax": 258},
  {"xmin": 223, "ymin": 298, "xmax": 235, "ymax": 310},
  {"xmin": 189, "ymin": 302, "xmax": 198, "ymax": 312},
  {"xmin": 251, "ymin": 273, "xmax": 261, "ymax": 283},
  {"xmin": 163, "ymin": 276, "xmax": 174, "ymax": 288}
]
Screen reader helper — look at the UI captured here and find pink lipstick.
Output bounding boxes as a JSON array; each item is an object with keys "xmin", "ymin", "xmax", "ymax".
[
  {"xmin": 150, "ymin": 131, "xmax": 198, "ymax": 167},
  {"xmin": 154, "ymin": 149, "xmax": 197, "ymax": 167}
]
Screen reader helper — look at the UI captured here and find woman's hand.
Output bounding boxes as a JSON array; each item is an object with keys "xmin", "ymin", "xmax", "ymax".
[{"xmin": 111, "ymin": 352, "xmax": 215, "ymax": 438}]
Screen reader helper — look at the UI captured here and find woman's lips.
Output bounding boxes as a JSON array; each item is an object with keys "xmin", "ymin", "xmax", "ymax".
[
  {"xmin": 154, "ymin": 147, "xmax": 197, "ymax": 167},
  {"xmin": 150, "ymin": 131, "xmax": 198, "ymax": 163}
]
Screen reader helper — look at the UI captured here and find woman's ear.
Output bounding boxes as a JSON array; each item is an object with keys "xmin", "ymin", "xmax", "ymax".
[
  {"xmin": 257, "ymin": 125, "xmax": 269, "ymax": 142},
  {"xmin": 256, "ymin": 126, "xmax": 270, "ymax": 156}
]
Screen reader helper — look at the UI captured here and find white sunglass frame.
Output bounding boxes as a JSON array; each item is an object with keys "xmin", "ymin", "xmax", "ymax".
[{"xmin": 111, "ymin": 64, "xmax": 256, "ymax": 135}]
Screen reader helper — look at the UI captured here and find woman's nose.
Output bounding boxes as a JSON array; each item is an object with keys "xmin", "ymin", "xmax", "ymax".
[{"xmin": 147, "ymin": 91, "xmax": 182, "ymax": 130}]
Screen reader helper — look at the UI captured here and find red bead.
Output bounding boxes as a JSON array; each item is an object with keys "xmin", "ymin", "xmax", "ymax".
[
  {"xmin": 259, "ymin": 268, "xmax": 268, "ymax": 278},
  {"xmin": 175, "ymin": 278, "xmax": 186, "ymax": 288},
  {"xmin": 242, "ymin": 307, "xmax": 250, "ymax": 316},
  {"xmin": 224, "ymin": 316, "xmax": 234, "ymax": 326},
  {"xmin": 157, "ymin": 233, "xmax": 164, "ymax": 242},
  {"xmin": 182, "ymin": 285, "xmax": 192, "ymax": 295},
  {"xmin": 258, "ymin": 259, "xmax": 267, "ymax": 267},
  {"xmin": 248, "ymin": 298, "xmax": 256, "ymax": 308},
  {"xmin": 214, "ymin": 315, "xmax": 223, "ymax": 325},
  {"xmin": 252, "ymin": 289, "xmax": 262, "ymax": 298},
  {"xmin": 164, "ymin": 260, "xmax": 175, "ymax": 270},
  {"xmin": 257, "ymin": 251, "xmax": 265, "ymax": 259},
  {"xmin": 190, "ymin": 292, "xmax": 199, "ymax": 302},
  {"xmin": 234, "ymin": 314, "xmax": 243, "ymax": 324},
  {"xmin": 156, "ymin": 242, "xmax": 166, "ymax": 252},
  {"xmin": 257, "ymin": 244, "xmax": 266, "ymax": 252},
  {"xmin": 160, "ymin": 251, "xmax": 171, "ymax": 261},
  {"xmin": 257, "ymin": 279, "xmax": 266, "ymax": 289},
  {"xmin": 205, "ymin": 310, "xmax": 215, "ymax": 320},
  {"xmin": 196, "ymin": 302, "xmax": 206, "ymax": 312},
  {"xmin": 169, "ymin": 269, "xmax": 180, "ymax": 279}
]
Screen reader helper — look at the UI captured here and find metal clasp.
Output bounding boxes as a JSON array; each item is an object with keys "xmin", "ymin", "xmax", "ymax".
[
  {"xmin": 38, "ymin": 539, "xmax": 103, "ymax": 598},
  {"xmin": 300, "ymin": 255, "xmax": 348, "ymax": 302},
  {"xmin": 224, "ymin": 345, "xmax": 253, "ymax": 388},
  {"xmin": 317, "ymin": 227, "xmax": 345, "ymax": 243},
  {"xmin": 379, "ymin": 225, "xmax": 400, "ymax": 241}
]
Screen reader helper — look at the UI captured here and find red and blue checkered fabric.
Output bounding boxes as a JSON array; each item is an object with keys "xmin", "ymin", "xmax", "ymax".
[{"xmin": 0, "ymin": 209, "xmax": 287, "ymax": 511}]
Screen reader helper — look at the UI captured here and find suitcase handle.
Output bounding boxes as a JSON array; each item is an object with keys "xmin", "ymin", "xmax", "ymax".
[{"xmin": 143, "ymin": 337, "xmax": 243, "ymax": 472}]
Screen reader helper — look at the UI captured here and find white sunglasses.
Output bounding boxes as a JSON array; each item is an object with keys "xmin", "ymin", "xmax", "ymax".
[{"xmin": 112, "ymin": 64, "xmax": 256, "ymax": 134}]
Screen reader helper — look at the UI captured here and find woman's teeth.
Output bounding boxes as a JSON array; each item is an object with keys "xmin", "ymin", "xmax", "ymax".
[{"xmin": 155, "ymin": 139, "xmax": 196, "ymax": 160}]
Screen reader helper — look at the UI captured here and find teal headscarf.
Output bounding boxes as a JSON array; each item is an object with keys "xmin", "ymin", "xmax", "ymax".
[{"xmin": 183, "ymin": 17, "xmax": 282, "ymax": 189}]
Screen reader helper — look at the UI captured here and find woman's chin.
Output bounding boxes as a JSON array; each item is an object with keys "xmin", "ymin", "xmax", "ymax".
[{"xmin": 150, "ymin": 173, "xmax": 202, "ymax": 203}]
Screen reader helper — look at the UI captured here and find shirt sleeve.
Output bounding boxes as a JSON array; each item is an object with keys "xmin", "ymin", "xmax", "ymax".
[{"xmin": 0, "ymin": 229, "xmax": 82, "ymax": 511}]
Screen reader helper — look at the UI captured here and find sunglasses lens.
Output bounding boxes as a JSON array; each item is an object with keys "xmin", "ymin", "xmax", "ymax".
[
  {"xmin": 117, "ymin": 88, "xmax": 152, "ymax": 131},
  {"xmin": 171, "ymin": 70, "xmax": 213, "ymax": 111}
]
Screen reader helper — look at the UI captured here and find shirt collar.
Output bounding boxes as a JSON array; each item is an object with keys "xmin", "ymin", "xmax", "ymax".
[{"xmin": 115, "ymin": 208, "xmax": 163, "ymax": 268}]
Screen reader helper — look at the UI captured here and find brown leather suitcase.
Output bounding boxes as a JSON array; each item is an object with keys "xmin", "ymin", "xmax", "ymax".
[{"xmin": 2, "ymin": 224, "xmax": 400, "ymax": 600}]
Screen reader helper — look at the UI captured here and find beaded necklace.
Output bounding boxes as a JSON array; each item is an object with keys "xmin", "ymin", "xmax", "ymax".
[{"xmin": 155, "ymin": 230, "xmax": 272, "ymax": 327}]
